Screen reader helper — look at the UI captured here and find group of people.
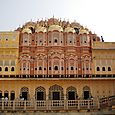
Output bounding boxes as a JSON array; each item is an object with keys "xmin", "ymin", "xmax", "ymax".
[{"xmin": 0, "ymin": 96, "xmax": 8, "ymax": 102}]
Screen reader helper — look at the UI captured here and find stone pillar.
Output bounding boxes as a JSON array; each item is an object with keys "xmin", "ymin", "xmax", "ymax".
[
  {"xmin": 88, "ymin": 100, "xmax": 90, "ymax": 110},
  {"xmin": 69, "ymin": 59, "xmax": 70, "ymax": 76},
  {"xmin": 64, "ymin": 88, "xmax": 68, "ymax": 110},
  {"xmin": 43, "ymin": 59, "xmax": 44, "ymax": 75},
  {"xmin": 51, "ymin": 59, "xmax": 53, "ymax": 77},
  {"xmin": 46, "ymin": 88, "xmax": 49, "ymax": 110},
  {"xmin": 60, "ymin": 59, "xmax": 61, "ymax": 75},
  {"xmin": 24, "ymin": 100, "xmax": 26, "ymax": 110},
  {"xmin": 97, "ymin": 98, "xmax": 100, "ymax": 110},
  {"xmin": 2, "ymin": 100, "xmax": 4, "ymax": 110},
  {"xmin": 13, "ymin": 100, "xmax": 15, "ymax": 110},
  {"xmin": 77, "ymin": 100, "xmax": 80, "ymax": 110}
]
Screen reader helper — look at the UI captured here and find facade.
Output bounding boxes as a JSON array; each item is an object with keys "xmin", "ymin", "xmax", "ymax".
[{"xmin": 0, "ymin": 18, "xmax": 115, "ymax": 111}]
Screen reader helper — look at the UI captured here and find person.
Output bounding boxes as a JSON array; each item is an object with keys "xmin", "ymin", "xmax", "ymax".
[{"xmin": 5, "ymin": 97, "xmax": 8, "ymax": 102}]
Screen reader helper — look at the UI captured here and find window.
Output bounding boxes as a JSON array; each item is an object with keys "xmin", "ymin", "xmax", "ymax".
[
  {"xmin": 39, "ymin": 67, "xmax": 42, "ymax": 70},
  {"xmin": 11, "ymin": 67, "xmax": 15, "ymax": 71},
  {"xmin": 54, "ymin": 66, "xmax": 58, "ymax": 70},
  {"xmin": 54, "ymin": 39, "xmax": 57, "ymax": 43},
  {"xmin": 97, "ymin": 67, "xmax": 100, "ymax": 71},
  {"xmin": 49, "ymin": 67, "xmax": 51, "ymax": 70},
  {"xmin": 61, "ymin": 67, "xmax": 63, "ymax": 70},
  {"xmin": 49, "ymin": 41, "xmax": 51, "ymax": 43},
  {"xmin": 0, "ymin": 67, "xmax": 2, "ymax": 71},
  {"xmin": 86, "ymin": 68, "xmax": 88, "ymax": 70},
  {"xmin": 5, "ymin": 67, "xmax": 8, "ymax": 71},
  {"xmin": 71, "ymin": 67, "xmax": 74, "ymax": 70},
  {"xmin": 76, "ymin": 68, "xmax": 77, "ymax": 70},
  {"xmin": 10, "ymin": 91, "xmax": 15, "ymax": 100},
  {"xmin": 44, "ymin": 68, "xmax": 46, "ymax": 70},
  {"xmin": 4, "ymin": 91, "xmax": 9, "ymax": 98},
  {"xmin": 93, "ymin": 39, "xmax": 96, "ymax": 41},
  {"xmin": 108, "ymin": 67, "xmax": 111, "ymax": 71},
  {"xmin": 35, "ymin": 68, "xmax": 37, "ymax": 70},
  {"xmin": 102, "ymin": 67, "xmax": 105, "ymax": 71}
]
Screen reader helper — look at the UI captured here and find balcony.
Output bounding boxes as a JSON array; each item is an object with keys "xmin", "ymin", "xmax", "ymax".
[
  {"xmin": 0, "ymin": 74, "xmax": 115, "ymax": 80},
  {"xmin": 0, "ymin": 96, "xmax": 114, "ymax": 112}
]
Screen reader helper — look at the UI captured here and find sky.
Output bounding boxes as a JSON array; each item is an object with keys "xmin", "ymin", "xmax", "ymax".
[{"xmin": 0, "ymin": 0, "xmax": 115, "ymax": 42}]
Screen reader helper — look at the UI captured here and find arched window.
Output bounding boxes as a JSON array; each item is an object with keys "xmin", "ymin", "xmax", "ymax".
[
  {"xmin": 11, "ymin": 67, "xmax": 15, "ymax": 71},
  {"xmin": 4, "ymin": 90, "xmax": 9, "ymax": 99},
  {"xmin": 49, "ymin": 84, "xmax": 64, "ymax": 100},
  {"xmin": 49, "ymin": 67, "xmax": 51, "ymax": 70},
  {"xmin": 5, "ymin": 67, "xmax": 8, "ymax": 71},
  {"xmin": 66, "ymin": 86, "xmax": 78, "ymax": 100},
  {"xmin": 54, "ymin": 66, "xmax": 58, "ymax": 70},
  {"xmin": 35, "ymin": 86, "xmax": 46, "ymax": 100},
  {"xmin": 54, "ymin": 39, "xmax": 57, "ymax": 43},
  {"xmin": 39, "ymin": 67, "xmax": 42, "ymax": 70},
  {"xmin": 102, "ymin": 67, "xmax": 105, "ymax": 71},
  {"xmin": 108, "ymin": 67, "xmax": 111, "ymax": 71},
  {"xmin": 20, "ymin": 87, "xmax": 29, "ymax": 100},
  {"xmin": 10, "ymin": 91, "xmax": 15, "ymax": 100},
  {"xmin": 0, "ymin": 90, "xmax": 2, "ymax": 99},
  {"xmin": 0, "ymin": 67, "xmax": 2, "ymax": 71},
  {"xmin": 83, "ymin": 86, "xmax": 91, "ymax": 100},
  {"xmin": 71, "ymin": 67, "xmax": 74, "ymax": 70},
  {"xmin": 97, "ymin": 67, "xmax": 100, "ymax": 71}
]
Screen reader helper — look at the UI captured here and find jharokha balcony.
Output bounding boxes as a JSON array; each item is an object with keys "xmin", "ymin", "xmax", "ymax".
[{"xmin": 0, "ymin": 96, "xmax": 115, "ymax": 112}]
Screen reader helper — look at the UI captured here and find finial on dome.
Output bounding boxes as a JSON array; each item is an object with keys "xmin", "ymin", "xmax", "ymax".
[{"xmin": 53, "ymin": 15, "xmax": 54, "ymax": 19}]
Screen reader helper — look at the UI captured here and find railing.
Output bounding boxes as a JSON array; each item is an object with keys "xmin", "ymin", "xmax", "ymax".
[
  {"xmin": 0, "ymin": 97, "xmax": 115, "ymax": 111},
  {"xmin": 0, "ymin": 74, "xmax": 115, "ymax": 79}
]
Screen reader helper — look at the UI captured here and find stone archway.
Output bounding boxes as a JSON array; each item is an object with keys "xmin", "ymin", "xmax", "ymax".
[
  {"xmin": 66, "ymin": 86, "xmax": 78, "ymax": 100},
  {"xmin": 49, "ymin": 84, "xmax": 64, "ymax": 100},
  {"xmin": 83, "ymin": 86, "xmax": 91, "ymax": 99},
  {"xmin": 35, "ymin": 86, "xmax": 46, "ymax": 100},
  {"xmin": 20, "ymin": 87, "xmax": 29, "ymax": 100}
]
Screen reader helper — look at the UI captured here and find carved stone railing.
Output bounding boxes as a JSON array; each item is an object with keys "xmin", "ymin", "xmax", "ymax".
[
  {"xmin": 0, "ymin": 74, "xmax": 115, "ymax": 79},
  {"xmin": 0, "ymin": 96, "xmax": 115, "ymax": 111}
]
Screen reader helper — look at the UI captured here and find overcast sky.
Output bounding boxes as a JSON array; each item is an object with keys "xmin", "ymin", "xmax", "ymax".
[{"xmin": 0, "ymin": 0, "xmax": 115, "ymax": 41}]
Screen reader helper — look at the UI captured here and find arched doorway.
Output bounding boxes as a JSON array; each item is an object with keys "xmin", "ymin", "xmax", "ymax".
[
  {"xmin": 66, "ymin": 86, "xmax": 78, "ymax": 100},
  {"xmin": 10, "ymin": 91, "xmax": 15, "ymax": 100},
  {"xmin": 49, "ymin": 84, "xmax": 64, "ymax": 100},
  {"xmin": 35, "ymin": 86, "xmax": 46, "ymax": 100},
  {"xmin": 83, "ymin": 86, "xmax": 91, "ymax": 100},
  {"xmin": 0, "ymin": 90, "xmax": 2, "ymax": 99},
  {"xmin": 4, "ymin": 90, "xmax": 9, "ymax": 99},
  {"xmin": 20, "ymin": 87, "xmax": 29, "ymax": 100}
]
